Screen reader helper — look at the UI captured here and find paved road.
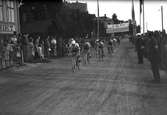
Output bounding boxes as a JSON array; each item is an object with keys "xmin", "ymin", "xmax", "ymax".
[{"xmin": 0, "ymin": 38, "xmax": 167, "ymax": 115}]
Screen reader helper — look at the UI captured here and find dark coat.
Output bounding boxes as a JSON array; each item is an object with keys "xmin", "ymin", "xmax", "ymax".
[
  {"xmin": 148, "ymin": 38, "xmax": 161, "ymax": 64},
  {"xmin": 135, "ymin": 37, "xmax": 145, "ymax": 52}
]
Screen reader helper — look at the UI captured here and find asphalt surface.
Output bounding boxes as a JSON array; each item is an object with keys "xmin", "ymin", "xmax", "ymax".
[{"xmin": 0, "ymin": 38, "xmax": 167, "ymax": 115}]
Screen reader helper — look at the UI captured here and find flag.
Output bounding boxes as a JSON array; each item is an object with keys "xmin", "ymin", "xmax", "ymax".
[{"xmin": 140, "ymin": 0, "xmax": 143, "ymax": 14}]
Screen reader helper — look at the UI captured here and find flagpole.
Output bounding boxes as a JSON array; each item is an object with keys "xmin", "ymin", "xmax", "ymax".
[
  {"xmin": 139, "ymin": 7, "xmax": 141, "ymax": 33},
  {"xmin": 97, "ymin": 0, "xmax": 100, "ymax": 40},
  {"xmin": 143, "ymin": 0, "xmax": 145, "ymax": 33},
  {"xmin": 161, "ymin": 5, "xmax": 164, "ymax": 31},
  {"xmin": 132, "ymin": 0, "xmax": 136, "ymax": 36},
  {"xmin": 139, "ymin": 0, "xmax": 143, "ymax": 33},
  {"xmin": 140, "ymin": 14, "xmax": 141, "ymax": 33}
]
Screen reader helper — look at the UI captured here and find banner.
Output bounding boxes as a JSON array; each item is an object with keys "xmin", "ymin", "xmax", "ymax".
[{"xmin": 106, "ymin": 22, "xmax": 129, "ymax": 33}]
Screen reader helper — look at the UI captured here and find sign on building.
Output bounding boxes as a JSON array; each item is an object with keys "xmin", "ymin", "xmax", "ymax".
[
  {"xmin": 106, "ymin": 22, "xmax": 129, "ymax": 33},
  {"xmin": 0, "ymin": 23, "xmax": 16, "ymax": 34}
]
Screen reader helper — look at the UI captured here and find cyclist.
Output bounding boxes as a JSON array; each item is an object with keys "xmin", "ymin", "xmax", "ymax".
[
  {"xmin": 95, "ymin": 39, "xmax": 100, "ymax": 58},
  {"xmin": 95, "ymin": 39, "xmax": 104, "ymax": 61},
  {"xmin": 70, "ymin": 40, "xmax": 81, "ymax": 72},
  {"xmin": 107, "ymin": 38, "xmax": 113, "ymax": 54},
  {"xmin": 98, "ymin": 40, "xmax": 105, "ymax": 61},
  {"xmin": 82, "ymin": 41, "xmax": 91, "ymax": 64}
]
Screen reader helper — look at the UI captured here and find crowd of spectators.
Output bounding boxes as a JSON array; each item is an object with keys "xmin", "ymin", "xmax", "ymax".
[
  {"xmin": 0, "ymin": 33, "xmax": 59, "ymax": 69},
  {"xmin": 135, "ymin": 30, "xmax": 167, "ymax": 65},
  {"xmin": 134, "ymin": 30, "xmax": 167, "ymax": 81}
]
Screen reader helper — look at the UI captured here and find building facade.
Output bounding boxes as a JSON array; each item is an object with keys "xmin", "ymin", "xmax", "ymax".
[
  {"xmin": 0, "ymin": 0, "xmax": 20, "ymax": 70},
  {"xmin": 0, "ymin": 0, "xmax": 20, "ymax": 40}
]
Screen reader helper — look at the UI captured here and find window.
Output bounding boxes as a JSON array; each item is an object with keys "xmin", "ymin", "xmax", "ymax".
[
  {"xmin": 7, "ymin": 1, "xmax": 15, "ymax": 22},
  {"xmin": 0, "ymin": 0, "xmax": 3, "ymax": 21}
]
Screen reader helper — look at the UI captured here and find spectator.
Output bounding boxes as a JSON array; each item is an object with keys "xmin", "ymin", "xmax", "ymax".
[
  {"xmin": 0, "ymin": 39, "xmax": 3, "ymax": 68},
  {"xmin": 29, "ymin": 37, "xmax": 35, "ymax": 61},
  {"xmin": 8, "ymin": 40, "xmax": 14, "ymax": 66},
  {"xmin": 4, "ymin": 42, "xmax": 10, "ymax": 67},
  {"xmin": 51, "ymin": 36, "xmax": 57, "ymax": 57},
  {"xmin": 16, "ymin": 45, "xmax": 22, "ymax": 65},
  {"xmin": 148, "ymin": 35, "xmax": 161, "ymax": 82},
  {"xmin": 34, "ymin": 36, "xmax": 41, "ymax": 59},
  {"xmin": 135, "ymin": 35, "xmax": 145, "ymax": 64},
  {"xmin": 37, "ymin": 44, "xmax": 44, "ymax": 62},
  {"xmin": 44, "ymin": 36, "xmax": 51, "ymax": 58}
]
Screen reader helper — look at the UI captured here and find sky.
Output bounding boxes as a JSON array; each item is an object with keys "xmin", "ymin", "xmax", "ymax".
[{"xmin": 66, "ymin": 0, "xmax": 167, "ymax": 33}]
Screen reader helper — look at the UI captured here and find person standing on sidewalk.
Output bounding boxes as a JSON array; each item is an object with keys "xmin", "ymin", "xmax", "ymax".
[
  {"xmin": 51, "ymin": 37, "xmax": 57, "ymax": 57},
  {"xmin": 44, "ymin": 36, "xmax": 51, "ymax": 58},
  {"xmin": 29, "ymin": 38, "xmax": 35, "ymax": 62},
  {"xmin": 16, "ymin": 44, "xmax": 22, "ymax": 65},
  {"xmin": 37, "ymin": 44, "xmax": 44, "ymax": 62},
  {"xmin": 0, "ymin": 39, "xmax": 4, "ymax": 69},
  {"xmin": 148, "ymin": 34, "xmax": 161, "ymax": 82},
  {"xmin": 135, "ymin": 35, "xmax": 145, "ymax": 64}
]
